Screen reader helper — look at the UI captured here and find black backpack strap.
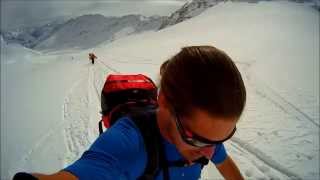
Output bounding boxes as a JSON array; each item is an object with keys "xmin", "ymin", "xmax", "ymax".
[
  {"xmin": 159, "ymin": 143, "xmax": 170, "ymax": 180},
  {"xmin": 127, "ymin": 105, "xmax": 169, "ymax": 180},
  {"xmin": 98, "ymin": 120, "xmax": 104, "ymax": 134}
]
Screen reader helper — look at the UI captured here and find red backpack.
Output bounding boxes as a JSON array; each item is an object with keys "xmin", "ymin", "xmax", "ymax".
[{"xmin": 98, "ymin": 74, "xmax": 158, "ymax": 134}]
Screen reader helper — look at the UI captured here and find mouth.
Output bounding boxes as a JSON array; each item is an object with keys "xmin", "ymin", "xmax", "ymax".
[
  {"xmin": 182, "ymin": 150, "xmax": 205, "ymax": 162},
  {"xmin": 180, "ymin": 146, "xmax": 214, "ymax": 163}
]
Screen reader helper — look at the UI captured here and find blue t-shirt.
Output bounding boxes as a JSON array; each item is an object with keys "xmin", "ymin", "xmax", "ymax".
[{"xmin": 64, "ymin": 117, "xmax": 227, "ymax": 180}]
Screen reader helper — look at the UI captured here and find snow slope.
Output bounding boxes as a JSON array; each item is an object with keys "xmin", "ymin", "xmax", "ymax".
[{"xmin": 1, "ymin": 1, "xmax": 319, "ymax": 180}]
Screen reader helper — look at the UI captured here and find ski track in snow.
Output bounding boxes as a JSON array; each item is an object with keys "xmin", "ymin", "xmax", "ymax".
[
  {"xmin": 62, "ymin": 60, "xmax": 117, "ymax": 165},
  {"xmin": 5, "ymin": 58, "xmax": 114, "ymax": 177},
  {"xmin": 225, "ymin": 62, "xmax": 316, "ymax": 179},
  {"xmin": 241, "ymin": 59, "xmax": 318, "ymax": 130},
  {"xmin": 254, "ymin": 82, "xmax": 319, "ymax": 128},
  {"xmin": 229, "ymin": 138, "xmax": 302, "ymax": 180},
  {"xmin": 239, "ymin": 61, "xmax": 318, "ymax": 128},
  {"xmin": 97, "ymin": 59, "xmax": 121, "ymax": 74},
  {"xmin": 63, "ymin": 69, "xmax": 91, "ymax": 164},
  {"xmin": 11, "ymin": 119, "xmax": 66, "ymax": 175}
]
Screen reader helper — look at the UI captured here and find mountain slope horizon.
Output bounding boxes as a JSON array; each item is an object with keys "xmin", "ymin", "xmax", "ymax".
[{"xmin": 2, "ymin": 14, "xmax": 167, "ymax": 52}]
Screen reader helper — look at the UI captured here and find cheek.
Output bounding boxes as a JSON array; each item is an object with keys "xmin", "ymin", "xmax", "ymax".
[
  {"xmin": 175, "ymin": 144, "xmax": 205, "ymax": 162},
  {"xmin": 169, "ymin": 123, "xmax": 197, "ymax": 151},
  {"xmin": 157, "ymin": 108, "xmax": 171, "ymax": 128},
  {"xmin": 173, "ymin": 135, "xmax": 198, "ymax": 152}
]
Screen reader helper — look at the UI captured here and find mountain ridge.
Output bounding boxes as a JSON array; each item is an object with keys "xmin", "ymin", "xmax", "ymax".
[
  {"xmin": 2, "ymin": 14, "xmax": 166, "ymax": 51},
  {"xmin": 159, "ymin": 0, "xmax": 320, "ymax": 29}
]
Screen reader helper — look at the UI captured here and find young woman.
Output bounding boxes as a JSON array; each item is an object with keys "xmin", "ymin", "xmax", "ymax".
[{"xmin": 14, "ymin": 45, "xmax": 246, "ymax": 180}]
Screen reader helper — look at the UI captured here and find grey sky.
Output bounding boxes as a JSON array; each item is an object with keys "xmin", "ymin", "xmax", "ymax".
[{"xmin": 1, "ymin": 0, "xmax": 186, "ymax": 31}]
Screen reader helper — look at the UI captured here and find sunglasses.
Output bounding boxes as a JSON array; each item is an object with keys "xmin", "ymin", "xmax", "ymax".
[{"xmin": 173, "ymin": 110, "xmax": 237, "ymax": 148}]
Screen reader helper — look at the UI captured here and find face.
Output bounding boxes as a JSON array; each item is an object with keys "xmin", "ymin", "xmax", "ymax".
[{"xmin": 157, "ymin": 92, "xmax": 237, "ymax": 163}]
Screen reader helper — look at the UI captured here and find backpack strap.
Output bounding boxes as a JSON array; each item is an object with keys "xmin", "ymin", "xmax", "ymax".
[
  {"xmin": 126, "ymin": 105, "xmax": 169, "ymax": 180},
  {"xmin": 159, "ymin": 144, "xmax": 170, "ymax": 180}
]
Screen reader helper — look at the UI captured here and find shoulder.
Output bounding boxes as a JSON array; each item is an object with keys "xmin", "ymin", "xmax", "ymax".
[
  {"xmin": 211, "ymin": 143, "xmax": 228, "ymax": 165},
  {"xmin": 64, "ymin": 117, "xmax": 147, "ymax": 179},
  {"xmin": 91, "ymin": 117, "xmax": 145, "ymax": 155}
]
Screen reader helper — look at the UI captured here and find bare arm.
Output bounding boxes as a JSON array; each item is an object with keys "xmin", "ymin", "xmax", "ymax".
[
  {"xmin": 215, "ymin": 155, "xmax": 244, "ymax": 180},
  {"xmin": 32, "ymin": 171, "xmax": 77, "ymax": 180}
]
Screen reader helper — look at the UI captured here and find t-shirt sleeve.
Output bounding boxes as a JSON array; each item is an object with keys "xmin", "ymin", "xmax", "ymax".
[
  {"xmin": 211, "ymin": 143, "xmax": 227, "ymax": 165},
  {"xmin": 64, "ymin": 117, "xmax": 146, "ymax": 180}
]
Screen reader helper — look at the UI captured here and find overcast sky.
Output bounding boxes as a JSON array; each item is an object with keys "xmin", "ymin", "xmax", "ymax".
[{"xmin": 1, "ymin": 0, "xmax": 186, "ymax": 31}]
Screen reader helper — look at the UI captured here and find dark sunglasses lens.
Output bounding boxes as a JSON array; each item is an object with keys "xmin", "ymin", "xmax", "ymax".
[
  {"xmin": 174, "ymin": 109, "xmax": 235, "ymax": 148},
  {"xmin": 186, "ymin": 127, "xmax": 237, "ymax": 147},
  {"xmin": 184, "ymin": 137, "xmax": 214, "ymax": 147}
]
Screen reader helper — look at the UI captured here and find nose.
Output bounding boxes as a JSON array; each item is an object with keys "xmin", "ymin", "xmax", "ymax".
[{"xmin": 199, "ymin": 146, "xmax": 214, "ymax": 159}]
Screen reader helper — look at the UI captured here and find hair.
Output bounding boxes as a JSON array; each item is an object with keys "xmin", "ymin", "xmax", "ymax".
[
  {"xmin": 160, "ymin": 60, "xmax": 170, "ymax": 76},
  {"xmin": 160, "ymin": 45, "xmax": 246, "ymax": 119}
]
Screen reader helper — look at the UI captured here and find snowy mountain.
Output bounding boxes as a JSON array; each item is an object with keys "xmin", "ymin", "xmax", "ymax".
[
  {"xmin": 1, "ymin": 18, "xmax": 67, "ymax": 49},
  {"xmin": 159, "ymin": 0, "xmax": 225, "ymax": 29},
  {"xmin": 159, "ymin": 0, "xmax": 320, "ymax": 29},
  {"xmin": 2, "ymin": 14, "xmax": 166, "ymax": 51}
]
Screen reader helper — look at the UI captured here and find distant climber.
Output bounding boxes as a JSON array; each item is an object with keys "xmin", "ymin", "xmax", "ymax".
[{"xmin": 89, "ymin": 53, "xmax": 97, "ymax": 64}]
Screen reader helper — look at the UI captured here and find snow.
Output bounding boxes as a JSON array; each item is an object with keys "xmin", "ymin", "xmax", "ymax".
[
  {"xmin": 112, "ymin": 27, "xmax": 136, "ymax": 40},
  {"xmin": 1, "ymin": 1, "xmax": 319, "ymax": 180}
]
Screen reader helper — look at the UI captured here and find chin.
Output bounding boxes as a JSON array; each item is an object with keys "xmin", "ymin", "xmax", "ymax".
[{"xmin": 178, "ymin": 147, "xmax": 203, "ymax": 162}]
